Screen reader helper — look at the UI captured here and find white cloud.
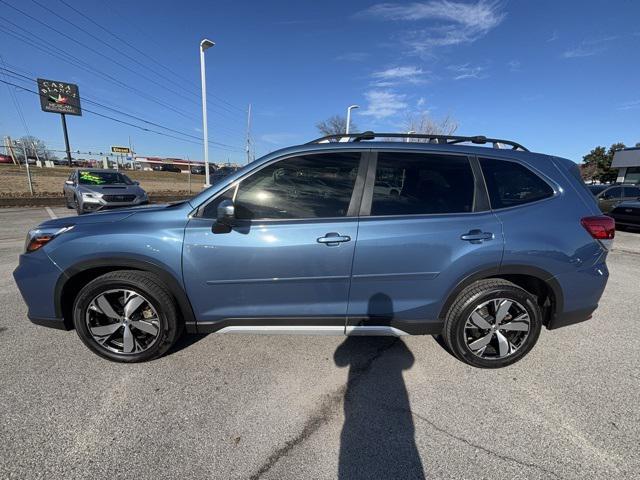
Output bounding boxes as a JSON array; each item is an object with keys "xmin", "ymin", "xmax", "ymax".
[
  {"xmin": 617, "ymin": 100, "xmax": 640, "ymax": 111},
  {"xmin": 361, "ymin": 0, "xmax": 506, "ymax": 54},
  {"xmin": 360, "ymin": 90, "xmax": 408, "ymax": 119},
  {"xmin": 562, "ymin": 45, "xmax": 604, "ymax": 58},
  {"xmin": 371, "ymin": 66, "xmax": 427, "ymax": 85},
  {"xmin": 562, "ymin": 35, "xmax": 618, "ymax": 59},
  {"xmin": 507, "ymin": 60, "xmax": 521, "ymax": 71},
  {"xmin": 448, "ymin": 63, "xmax": 487, "ymax": 80},
  {"xmin": 547, "ymin": 30, "xmax": 559, "ymax": 42},
  {"xmin": 417, "ymin": 96, "xmax": 426, "ymax": 107}
]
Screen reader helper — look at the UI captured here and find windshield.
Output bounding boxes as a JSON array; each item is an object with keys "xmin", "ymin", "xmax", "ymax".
[{"xmin": 78, "ymin": 171, "xmax": 133, "ymax": 185}]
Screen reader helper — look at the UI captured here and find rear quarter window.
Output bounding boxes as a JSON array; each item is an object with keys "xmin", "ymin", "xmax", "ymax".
[{"xmin": 480, "ymin": 157, "xmax": 554, "ymax": 209}]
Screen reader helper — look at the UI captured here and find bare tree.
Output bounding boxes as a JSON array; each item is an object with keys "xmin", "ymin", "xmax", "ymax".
[
  {"xmin": 315, "ymin": 115, "xmax": 357, "ymax": 137},
  {"xmin": 402, "ymin": 112, "xmax": 459, "ymax": 139}
]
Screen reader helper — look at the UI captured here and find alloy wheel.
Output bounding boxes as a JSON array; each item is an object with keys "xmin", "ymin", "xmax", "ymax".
[
  {"xmin": 85, "ymin": 289, "xmax": 161, "ymax": 355},
  {"xmin": 464, "ymin": 298, "xmax": 531, "ymax": 359}
]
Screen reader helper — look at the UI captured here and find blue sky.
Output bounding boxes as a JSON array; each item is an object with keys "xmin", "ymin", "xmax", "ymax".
[{"xmin": 0, "ymin": 0, "xmax": 639, "ymax": 164}]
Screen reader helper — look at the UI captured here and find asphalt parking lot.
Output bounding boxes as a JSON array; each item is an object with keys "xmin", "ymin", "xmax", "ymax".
[{"xmin": 1, "ymin": 207, "xmax": 639, "ymax": 480}]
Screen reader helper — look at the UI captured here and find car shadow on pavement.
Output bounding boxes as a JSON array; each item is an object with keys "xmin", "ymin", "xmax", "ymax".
[
  {"xmin": 334, "ymin": 294, "xmax": 426, "ymax": 479},
  {"xmin": 167, "ymin": 332, "xmax": 208, "ymax": 355}
]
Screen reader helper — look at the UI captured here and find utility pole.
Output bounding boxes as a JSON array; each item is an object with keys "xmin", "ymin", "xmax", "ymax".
[
  {"xmin": 246, "ymin": 103, "xmax": 252, "ymax": 164},
  {"xmin": 61, "ymin": 113, "xmax": 72, "ymax": 167}
]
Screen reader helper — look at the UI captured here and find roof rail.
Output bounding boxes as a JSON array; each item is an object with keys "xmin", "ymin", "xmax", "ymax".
[{"xmin": 307, "ymin": 131, "xmax": 529, "ymax": 152}]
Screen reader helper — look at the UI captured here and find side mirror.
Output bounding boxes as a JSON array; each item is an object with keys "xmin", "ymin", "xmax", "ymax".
[
  {"xmin": 217, "ymin": 199, "xmax": 235, "ymax": 225},
  {"xmin": 65, "ymin": 180, "xmax": 74, "ymax": 185},
  {"xmin": 133, "ymin": 180, "xmax": 140, "ymax": 185}
]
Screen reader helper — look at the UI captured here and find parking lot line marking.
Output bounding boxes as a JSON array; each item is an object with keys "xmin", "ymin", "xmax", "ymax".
[{"xmin": 45, "ymin": 207, "xmax": 58, "ymax": 219}]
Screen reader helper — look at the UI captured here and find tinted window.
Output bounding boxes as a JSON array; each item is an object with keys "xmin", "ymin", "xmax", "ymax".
[
  {"xmin": 370, "ymin": 153, "xmax": 475, "ymax": 216},
  {"xmin": 587, "ymin": 185, "xmax": 607, "ymax": 195},
  {"xmin": 623, "ymin": 186, "xmax": 640, "ymax": 197},
  {"xmin": 202, "ymin": 152, "xmax": 360, "ymax": 219},
  {"xmin": 480, "ymin": 158, "xmax": 554, "ymax": 209},
  {"xmin": 602, "ymin": 187, "xmax": 622, "ymax": 199}
]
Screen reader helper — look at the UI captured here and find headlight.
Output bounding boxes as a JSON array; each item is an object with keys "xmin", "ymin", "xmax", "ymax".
[
  {"xmin": 25, "ymin": 226, "xmax": 74, "ymax": 253},
  {"xmin": 82, "ymin": 192, "xmax": 102, "ymax": 200}
]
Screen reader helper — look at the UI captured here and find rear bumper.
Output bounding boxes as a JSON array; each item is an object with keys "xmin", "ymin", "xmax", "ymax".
[
  {"xmin": 547, "ymin": 307, "xmax": 596, "ymax": 330},
  {"xmin": 547, "ymin": 259, "xmax": 609, "ymax": 330}
]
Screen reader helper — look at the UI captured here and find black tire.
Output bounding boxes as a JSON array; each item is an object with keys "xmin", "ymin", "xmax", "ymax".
[
  {"xmin": 442, "ymin": 279, "xmax": 542, "ymax": 369},
  {"xmin": 73, "ymin": 270, "xmax": 183, "ymax": 362},
  {"xmin": 64, "ymin": 194, "xmax": 74, "ymax": 209}
]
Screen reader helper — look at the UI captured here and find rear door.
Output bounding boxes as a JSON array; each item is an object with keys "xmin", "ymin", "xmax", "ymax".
[
  {"xmin": 346, "ymin": 150, "xmax": 503, "ymax": 335},
  {"xmin": 623, "ymin": 186, "xmax": 640, "ymax": 202}
]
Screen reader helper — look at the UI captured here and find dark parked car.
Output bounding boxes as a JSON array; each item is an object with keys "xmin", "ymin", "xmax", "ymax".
[
  {"xmin": 190, "ymin": 164, "xmax": 216, "ymax": 175},
  {"xmin": 15, "ymin": 132, "xmax": 613, "ymax": 368},
  {"xmin": 588, "ymin": 184, "xmax": 640, "ymax": 213},
  {"xmin": 63, "ymin": 169, "xmax": 148, "ymax": 215},
  {"xmin": 159, "ymin": 164, "xmax": 182, "ymax": 173},
  {"xmin": 609, "ymin": 200, "xmax": 640, "ymax": 229}
]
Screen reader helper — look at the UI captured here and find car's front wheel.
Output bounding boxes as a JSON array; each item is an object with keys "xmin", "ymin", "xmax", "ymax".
[
  {"xmin": 73, "ymin": 271, "xmax": 182, "ymax": 362},
  {"xmin": 442, "ymin": 279, "xmax": 542, "ymax": 368}
]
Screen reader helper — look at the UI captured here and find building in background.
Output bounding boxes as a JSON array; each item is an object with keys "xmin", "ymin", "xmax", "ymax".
[{"xmin": 612, "ymin": 147, "xmax": 640, "ymax": 184}]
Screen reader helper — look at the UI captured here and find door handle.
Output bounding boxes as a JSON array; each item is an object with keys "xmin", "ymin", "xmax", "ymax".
[
  {"xmin": 460, "ymin": 229, "xmax": 494, "ymax": 244},
  {"xmin": 317, "ymin": 232, "xmax": 351, "ymax": 246}
]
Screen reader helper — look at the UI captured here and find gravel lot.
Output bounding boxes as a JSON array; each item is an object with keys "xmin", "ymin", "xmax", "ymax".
[{"xmin": 1, "ymin": 207, "xmax": 639, "ymax": 479}]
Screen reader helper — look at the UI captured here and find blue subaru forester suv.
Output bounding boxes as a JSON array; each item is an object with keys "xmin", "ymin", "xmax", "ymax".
[{"xmin": 13, "ymin": 132, "xmax": 613, "ymax": 368}]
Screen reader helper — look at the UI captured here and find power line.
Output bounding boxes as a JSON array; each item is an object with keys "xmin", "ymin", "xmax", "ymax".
[
  {"xmin": 0, "ymin": 77, "xmax": 245, "ymax": 153},
  {"xmin": 0, "ymin": 17, "xmax": 200, "ymax": 123},
  {"xmin": 0, "ymin": 61, "xmax": 248, "ymax": 140},
  {"xmin": 7, "ymin": 0, "xmax": 248, "ymax": 124},
  {"xmin": 58, "ymin": 0, "xmax": 248, "ymax": 114},
  {"xmin": 0, "ymin": 17, "xmax": 248, "ymax": 129}
]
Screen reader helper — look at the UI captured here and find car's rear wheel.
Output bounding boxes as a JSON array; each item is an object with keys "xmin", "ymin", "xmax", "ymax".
[
  {"xmin": 443, "ymin": 279, "xmax": 542, "ymax": 368},
  {"xmin": 73, "ymin": 271, "xmax": 182, "ymax": 362}
]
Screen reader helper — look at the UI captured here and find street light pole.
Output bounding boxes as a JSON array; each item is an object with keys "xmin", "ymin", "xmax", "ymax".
[
  {"xmin": 199, "ymin": 38, "xmax": 215, "ymax": 187},
  {"xmin": 346, "ymin": 104, "xmax": 359, "ymax": 134}
]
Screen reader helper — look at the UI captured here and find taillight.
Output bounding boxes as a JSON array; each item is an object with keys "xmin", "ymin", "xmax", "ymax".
[{"xmin": 581, "ymin": 216, "xmax": 615, "ymax": 249}]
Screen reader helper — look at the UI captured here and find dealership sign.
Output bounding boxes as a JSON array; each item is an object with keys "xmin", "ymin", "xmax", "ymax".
[
  {"xmin": 36, "ymin": 78, "xmax": 82, "ymax": 116},
  {"xmin": 111, "ymin": 146, "xmax": 131, "ymax": 154}
]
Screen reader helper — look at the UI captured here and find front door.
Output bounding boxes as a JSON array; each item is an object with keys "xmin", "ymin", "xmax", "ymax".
[
  {"xmin": 346, "ymin": 151, "xmax": 503, "ymax": 335},
  {"xmin": 183, "ymin": 151, "xmax": 366, "ymax": 333}
]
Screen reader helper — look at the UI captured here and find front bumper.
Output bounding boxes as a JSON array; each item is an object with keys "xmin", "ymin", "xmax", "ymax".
[
  {"xmin": 13, "ymin": 249, "xmax": 69, "ymax": 329},
  {"xmin": 80, "ymin": 197, "xmax": 148, "ymax": 212}
]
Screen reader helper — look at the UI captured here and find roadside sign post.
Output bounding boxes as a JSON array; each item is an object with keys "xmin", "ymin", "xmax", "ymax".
[
  {"xmin": 36, "ymin": 79, "xmax": 82, "ymax": 168},
  {"xmin": 111, "ymin": 147, "xmax": 130, "ymax": 171},
  {"xmin": 60, "ymin": 114, "xmax": 72, "ymax": 167},
  {"xmin": 18, "ymin": 142, "xmax": 34, "ymax": 195}
]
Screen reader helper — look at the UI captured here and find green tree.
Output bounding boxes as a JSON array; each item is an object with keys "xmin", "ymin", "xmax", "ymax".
[{"xmin": 582, "ymin": 142, "xmax": 625, "ymax": 183}]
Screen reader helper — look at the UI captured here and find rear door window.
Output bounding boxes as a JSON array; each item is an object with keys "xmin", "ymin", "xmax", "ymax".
[
  {"xmin": 370, "ymin": 152, "xmax": 475, "ymax": 215},
  {"xmin": 623, "ymin": 186, "xmax": 640, "ymax": 198},
  {"xmin": 602, "ymin": 187, "xmax": 622, "ymax": 200},
  {"xmin": 479, "ymin": 158, "xmax": 554, "ymax": 209}
]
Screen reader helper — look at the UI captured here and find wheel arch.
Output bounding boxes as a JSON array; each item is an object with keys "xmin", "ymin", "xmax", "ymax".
[
  {"xmin": 55, "ymin": 257, "xmax": 196, "ymax": 329},
  {"xmin": 438, "ymin": 265, "xmax": 563, "ymax": 328}
]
